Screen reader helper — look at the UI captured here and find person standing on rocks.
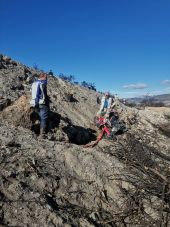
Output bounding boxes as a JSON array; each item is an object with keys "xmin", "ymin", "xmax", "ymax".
[
  {"xmin": 30, "ymin": 73, "xmax": 49, "ymax": 138},
  {"xmin": 97, "ymin": 92, "xmax": 115, "ymax": 118}
]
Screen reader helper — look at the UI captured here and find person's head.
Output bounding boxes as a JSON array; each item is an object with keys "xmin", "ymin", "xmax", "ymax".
[
  {"xmin": 105, "ymin": 92, "xmax": 110, "ymax": 98},
  {"xmin": 39, "ymin": 73, "xmax": 47, "ymax": 81}
]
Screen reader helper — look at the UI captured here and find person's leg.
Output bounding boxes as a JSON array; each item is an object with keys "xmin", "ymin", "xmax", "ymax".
[{"xmin": 39, "ymin": 105, "xmax": 49, "ymax": 137}]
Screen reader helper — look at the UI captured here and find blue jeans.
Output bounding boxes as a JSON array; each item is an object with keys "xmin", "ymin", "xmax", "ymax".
[{"xmin": 39, "ymin": 105, "xmax": 49, "ymax": 129}]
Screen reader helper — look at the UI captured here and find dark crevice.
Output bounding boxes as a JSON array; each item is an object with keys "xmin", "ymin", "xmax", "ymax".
[
  {"xmin": 63, "ymin": 125, "xmax": 97, "ymax": 145},
  {"xmin": 45, "ymin": 194, "xmax": 59, "ymax": 211}
]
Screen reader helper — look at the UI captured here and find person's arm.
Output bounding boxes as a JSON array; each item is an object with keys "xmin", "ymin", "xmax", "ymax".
[
  {"xmin": 30, "ymin": 82, "xmax": 40, "ymax": 107},
  {"xmin": 35, "ymin": 83, "xmax": 40, "ymax": 106},
  {"xmin": 109, "ymin": 98, "xmax": 116, "ymax": 110},
  {"xmin": 40, "ymin": 81, "xmax": 49, "ymax": 105},
  {"xmin": 105, "ymin": 98, "xmax": 115, "ymax": 119},
  {"xmin": 97, "ymin": 97, "xmax": 105, "ymax": 115}
]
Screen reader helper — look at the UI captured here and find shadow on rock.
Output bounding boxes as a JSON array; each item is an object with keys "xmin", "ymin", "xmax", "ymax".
[
  {"xmin": 30, "ymin": 109, "xmax": 97, "ymax": 145},
  {"xmin": 64, "ymin": 93, "xmax": 79, "ymax": 103},
  {"xmin": 30, "ymin": 109, "xmax": 61, "ymax": 135},
  {"xmin": 63, "ymin": 125, "xmax": 96, "ymax": 145}
]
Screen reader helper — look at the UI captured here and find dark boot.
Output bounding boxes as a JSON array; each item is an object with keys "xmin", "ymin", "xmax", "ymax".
[{"xmin": 39, "ymin": 127, "xmax": 46, "ymax": 139}]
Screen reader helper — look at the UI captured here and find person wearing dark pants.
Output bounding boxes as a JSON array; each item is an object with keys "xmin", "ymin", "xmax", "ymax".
[
  {"xmin": 30, "ymin": 73, "xmax": 49, "ymax": 138},
  {"xmin": 39, "ymin": 105, "xmax": 49, "ymax": 137}
]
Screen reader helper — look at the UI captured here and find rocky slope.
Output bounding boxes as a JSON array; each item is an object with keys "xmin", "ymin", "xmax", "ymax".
[{"xmin": 0, "ymin": 55, "xmax": 170, "ymax": 227}]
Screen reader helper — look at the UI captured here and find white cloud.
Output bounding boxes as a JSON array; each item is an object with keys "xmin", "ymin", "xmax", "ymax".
[
  {"xmin": 120, "ymin": 91, "xmax": 139, "ymax": 94},
  {"xmin": 150, "ymin": 90, "xmax": 164, "ymax": 95},
  {"xmin": 123, "ymin": 83, "xmax": 148, "ymax": 89},
  {"xmin": 116, "ymin": 90, "xmax": 147, "ymax": 98},
  {"xmin": 164, "ymin": 87, "xmax": 170, "ymax": 90},
  {"xmin": 161, "ymin": 80, "xmax": 170, "ymax": 85},
  {"xmin": 118, "ymin": 89, "xmax": 169, "ymax": 98}
]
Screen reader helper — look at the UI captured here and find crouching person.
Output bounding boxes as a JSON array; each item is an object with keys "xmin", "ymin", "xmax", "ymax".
[{"xmin": 30, "ymin": 73, "xmax": 49, "ymax": 139}]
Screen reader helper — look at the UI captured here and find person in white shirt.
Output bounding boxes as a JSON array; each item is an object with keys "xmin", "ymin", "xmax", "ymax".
[{"xmin": 97, "ymin": 92, "xmax": 115, "ymax": 117}]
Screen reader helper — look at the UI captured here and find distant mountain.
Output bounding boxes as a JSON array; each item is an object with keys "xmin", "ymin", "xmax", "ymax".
[
  {"xmin": 153, "ymin": 94, "xmax": 170, "ymax": 101},
  {"xmin": 126, "ymin": 93, "xmax": 170, "ymax": 106}
]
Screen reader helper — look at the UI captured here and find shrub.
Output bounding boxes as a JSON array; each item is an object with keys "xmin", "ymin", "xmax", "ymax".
[
  {"xmin": 81, "ymin": 81, "xmax": 96, "ymax": 91},
  {"xmin": 59, "ymin": 74, "xmax": 75, "ymax": 83}
]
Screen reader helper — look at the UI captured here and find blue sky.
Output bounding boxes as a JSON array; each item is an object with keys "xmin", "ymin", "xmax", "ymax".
[{"xmin": 1, "ymin": 0, "xmax": 170, "ymax": 97}]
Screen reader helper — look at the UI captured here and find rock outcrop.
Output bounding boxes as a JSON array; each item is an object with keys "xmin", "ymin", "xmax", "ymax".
[{"xmin": 0, "ymin": 54, "xmax": 170, "ymax": 227}]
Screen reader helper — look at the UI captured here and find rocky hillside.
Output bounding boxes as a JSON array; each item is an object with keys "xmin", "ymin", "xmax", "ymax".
[{"xmin": 0, "ymin": 55, "xmax": 170, "ymax": 227}]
